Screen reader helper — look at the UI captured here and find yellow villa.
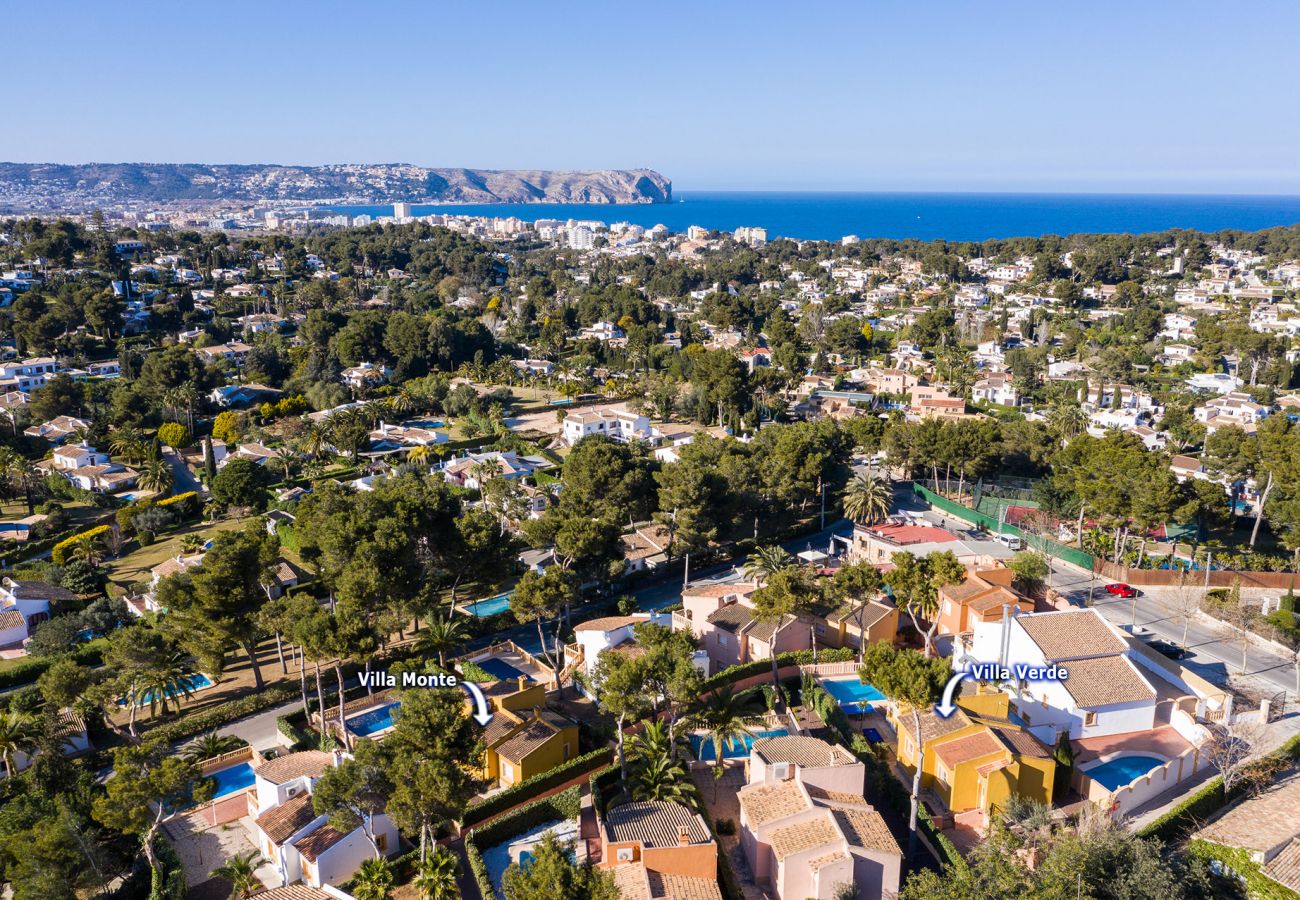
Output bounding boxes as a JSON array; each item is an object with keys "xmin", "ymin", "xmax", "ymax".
[{"xmin": 891, "ymin": 690, "xmax": 1056, "ymax": 821}]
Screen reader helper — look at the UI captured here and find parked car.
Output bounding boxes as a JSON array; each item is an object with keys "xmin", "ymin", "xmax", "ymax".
[
  {"xmin": 1146, "ymin": 639, "xmax": 1187, "ymax": 660},
  {"xmin": 993, "ymin": 533, "xmax": 1023, "ymax": 550},
  {"xmin": 1105, "ymin": 583, "xmax": 1138, "ymax": 598}
]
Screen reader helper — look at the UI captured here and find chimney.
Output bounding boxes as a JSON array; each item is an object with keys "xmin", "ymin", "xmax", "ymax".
[
  {"xmin": 677, "ymin": 825, "xmax": 692, "ymax": 846},
  {"xmin": 331, "ymin": 748, "xmax": 342, "ymax": 767},
  {"xmin": 517, "ymin": 675, "xmax": 528, "ymax": 692}
]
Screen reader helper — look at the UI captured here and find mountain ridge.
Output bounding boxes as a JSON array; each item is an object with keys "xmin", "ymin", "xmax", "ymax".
[{"xmin": 0, "ymin": 162, "xmax": 673, "ymax": 211}]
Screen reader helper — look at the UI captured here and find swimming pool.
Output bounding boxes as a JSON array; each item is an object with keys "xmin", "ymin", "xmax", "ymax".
[
  {"xmin": 1083, "ymin": 755, "xmax": 1166, "ymax": 790},
  {"xmin": 119, "ymin": 673, "xmax": 213, "ymax": 706},
  {"xmin": 474, "ymin": 657, "xmax": 533, "ymax": 683},
  {"xmin": 209, "ymin": 762, "xmax": 255, "ymax": 798},
  {"xmin": 821, "ymin": 678, "xmax": 886, "ymax": 714},
  {"xmin": 347, "ymin": 702, "xmax": 402, "ymax": 737},
  {"xmin": 689, "ymin": 728, "xmax": 789, "ymax": 762},
  {"xmin": 405, "ymin": 419, "xmax": 446, "ymax": 429},
  {"xmin": 464, "ymin": 594, "xmax": 512, "ymax": 617}
]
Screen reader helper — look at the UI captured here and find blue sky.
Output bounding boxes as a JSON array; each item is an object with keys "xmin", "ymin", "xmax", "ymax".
[{"xmin": 11, "ymin": 0, "xmax": 1300, "ymax": 193}]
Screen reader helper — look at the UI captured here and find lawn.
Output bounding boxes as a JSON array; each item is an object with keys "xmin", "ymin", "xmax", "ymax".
[{"xmin": 104, "ymin": 517, "xmax": 250, "ymax": 585}]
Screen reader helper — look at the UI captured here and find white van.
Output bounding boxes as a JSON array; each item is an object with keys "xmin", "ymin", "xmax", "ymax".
[{"xmin": 994, "ymin": 533, "xmax": 1023, "ymax": 550}]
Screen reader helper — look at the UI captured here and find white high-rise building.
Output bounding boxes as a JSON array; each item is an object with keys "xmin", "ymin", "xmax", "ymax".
[
  {"xmin": 685, "ymin": 225, "xmax": 709, "ymax": 241},
  {"xmin": 568, "ymin": 225, "xmax": 595, "ymax": 250},
  {"xmin": 735, "ymin": 226, "xmax": 768, "ymax": 247},
  {"xmin": 393, "ymin": 202, "xmax": 412, "ymax": 220}
]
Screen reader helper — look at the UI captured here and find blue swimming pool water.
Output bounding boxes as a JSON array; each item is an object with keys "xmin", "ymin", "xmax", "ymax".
[
  {"xmin": 406, "ymin": 419, "xmax": 445, "ymax": 429},
  {"xmin": 475, "ymin": 657, "xmax": 532, "ymax": 683},
  {"xmin": 822, "ymin": 679, "xmax": 886, "ymax": 707},
  {"xmin": 119, "ymin": 673, "xmax": 213, "ymax": 706},
  {"xmin": 689, "ymin": 728, "xmax": 789, "ymax": 762},
  {"xmin": 464, "ymin": 594, "xmax": 512, "ymax": 617},
  {"xmin": 347, "ymin": 702, "xmax": 402, "ymax": 736},
  {"xmin": 209, "ymin": 762, "xmax": 255, "ymax": 798},
  {"xmin": 1084, "ymin": 755, "xmax": 1165, "ymax": 790}
]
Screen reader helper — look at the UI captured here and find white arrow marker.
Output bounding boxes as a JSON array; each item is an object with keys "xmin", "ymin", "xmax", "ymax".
[
  {"xmin": 460, "ymin": 680, "xmax": 493, "ymax": 726},
  {"xmin": 934, "ymin": 669, "xmax": 971, "ymax": 719}
]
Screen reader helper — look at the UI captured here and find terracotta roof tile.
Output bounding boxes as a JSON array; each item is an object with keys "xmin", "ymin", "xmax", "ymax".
[
  {"xmin": 770, "ymin": 814, "xmax": 840, "ymax": 860},
  {"xmin": 933, "ymin": 731, "xmax": 1004, "ymax": 768},
  {"xmin": 293, "ymin": 823, "xmax": 347, "ymax": 862},
  {"xmin": 738, "ymin": 780, "xmax": 810, "ymax": 828},
  {"xmin": 255, "ymin": 792, "xmax": 316, "ymax": 844},
  {"xmin": 253, "ymin": 750, "xmax": 334, "ymax": 784},
  {"xmin": 603, "ymin": 801, "xmax": 710, "ymax": 848},
  {"xmin": 753, "ymin": 736, "xmax": 857, "ymax": 769},
  {"xmin": 1016, "ymin": 610, "xmax": 1125, "ymax": 661},
  {"xmin": 647, "ymin": 871, "xmax": 724, "ymax": 900},
  {"xmin": 495, "ymin": 719, "xmax": 562, "ymax": 762},
  {"xmin": 1059, "ymin": 656, "xmax": 1156, "ymax": 708}
]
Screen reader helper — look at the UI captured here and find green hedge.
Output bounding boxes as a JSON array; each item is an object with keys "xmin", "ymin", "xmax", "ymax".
[
  {"xmin": 139, "ymin": 685, "xmax": 297, "ymax": 743},
  {"xmin": 465, "ymin": 785, "xmax": 584, "ymax": 897},
  {"xmin": 460, "ymin": 748, "xmax": 613, "ymax": 830},
  {"xmin": 51, "ymin": 524, "xmax": 111, "ymax": 565},
  {"xmin": 699, "ymin": 647, "xmax": 856, "ymax": 692},
  {"xmin": 1187, "ymin": 841, "xmax": 1297, "ymax": 899},
  {"xmin": 0, "ymin": 639, "xmax": 107, "ymax": 690},
  {"xmin": 276, "ymin": 713, "xmax": 310, "ymax": 747}
]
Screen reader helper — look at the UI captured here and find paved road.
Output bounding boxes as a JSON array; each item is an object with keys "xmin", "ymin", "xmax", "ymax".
[
  {"xmin": 1052, "ymin": 563, "xmax": 1297, "ymax": 698},
  {"xmin": 893, "ymin": 485, "xmax": 1298, "ymax": 697}
]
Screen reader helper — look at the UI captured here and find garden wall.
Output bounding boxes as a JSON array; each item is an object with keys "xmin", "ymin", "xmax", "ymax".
[{"xmin": 1093, "ymin": 560, "xmax": 1299, "ymax": 590}]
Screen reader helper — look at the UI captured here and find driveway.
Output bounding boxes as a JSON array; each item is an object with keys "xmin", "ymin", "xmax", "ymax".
[{"xmin": 163, "ymin": 447, "xmax": 203, "ymax": 494}]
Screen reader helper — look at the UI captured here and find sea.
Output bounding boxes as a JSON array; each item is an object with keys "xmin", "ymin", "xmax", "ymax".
[{"xmin": 323, "ymin": 191, "xmax": 1300, "ymax": 243}]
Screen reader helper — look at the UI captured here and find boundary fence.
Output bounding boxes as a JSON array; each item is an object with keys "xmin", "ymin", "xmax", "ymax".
[{"xmin": 911, "ymin": 483, "xmax": 1096, "ymax": 570}]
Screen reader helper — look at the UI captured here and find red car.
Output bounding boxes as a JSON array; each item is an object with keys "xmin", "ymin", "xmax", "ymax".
[{"xmin": 1105, "ymin": 583, "xmax": 1138, "ymax": 598}]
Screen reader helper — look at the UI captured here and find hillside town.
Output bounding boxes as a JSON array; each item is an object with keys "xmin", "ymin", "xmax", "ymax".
[{"xmin": 3, "ymin": 209, "xmax": 1300, "ymax": 900}]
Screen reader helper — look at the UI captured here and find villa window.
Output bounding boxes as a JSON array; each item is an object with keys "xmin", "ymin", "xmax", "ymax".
[
  {"xmin": 376, "ymin": 833, "xmax": 388, "ymax": 853},
  {"xmin": 1084, "ymin": 711, "xmax": 1097, "ymax": 727}
]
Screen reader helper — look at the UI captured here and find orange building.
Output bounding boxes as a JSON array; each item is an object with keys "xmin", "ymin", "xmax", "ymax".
[
  {"xmin": 601, "ymin": 800, "xmax": 722, "ymax": 900},
  {"xmin": 935, "ymin": 567, "xmax": 1034, "ymax": 638}
]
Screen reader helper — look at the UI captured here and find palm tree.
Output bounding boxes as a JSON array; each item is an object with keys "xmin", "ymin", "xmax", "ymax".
[
  {"xmin": 1045, "ymin": 402, "xmax": 1087, "ymax": 446},
  {"xmin": 630, "ymin": 753, "xmax": 695, "ymax": 808},
  {"xmin": 69, "ymin": 532, "xmax": 105, "ymax": 567},
  {"xmin": 351, "ymin": 857, "xmax": 395, "ymax": 900},
  {"xmin": 387, "ymin": 389, "xmax": 415, "ymax": 417},
  {"xmin": 184, "ymin": 730, "xmax": 244, "ymax": 763},
  {"xmin": 268, "ymin": 447, "xmax": 296, "ymax": 483},
  {"xmin": 139, "ymin": 455, "xmax": 173, "ymax": 495},
  {"xmin": 416, "ymin": 616, "xmax": 467, "ymax": 667},
  {"xmin": 0, "ymin": 449, "xmax": 40, "ymax": 514},
  {"xmin": 406, "ymin": 443, "xmax": 437, "ymax": 466},
  {"xmin": 209, "ymin": 850, "xmax": 265, "ymax": 899},
  {"xmin": 299, "ymin": 422, "xmax": 330, "ymax": 459},
  {"xmin": 843, "ymin": 472, "xmax": 892, "ymax": 526},
  {"xmin": 470, "ymin": 459, "xmax": 498, "ymax": 490},
  {"xmin": 687, "ymin": 686, "xmax": 754, "ymax": 789},
  {"xmin": 741, "ymin": 545, "xmax": 794, "ymax": 586},
  {"xmin": 127, "ymin": 649, "xmax": 198, "ymax": 724},
  {"xmin": 0, "ymin": 709, "xmax": 35, "ymax": 777},
  {"xmin": 108, "ymin": 426, "xmax": 145, "ymax": 464},
  {"xmin": 627, "ymin": 720, "xmax": 685, "ymax": 764},
  {"xmin": 413, "ymin": 847, "xmax": 460, "ymax": 900}
]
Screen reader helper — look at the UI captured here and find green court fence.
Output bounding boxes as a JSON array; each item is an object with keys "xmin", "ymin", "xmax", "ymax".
[{"xmin": 912, "ymin": 484, "xmax": 1095, "ymax": 571}]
